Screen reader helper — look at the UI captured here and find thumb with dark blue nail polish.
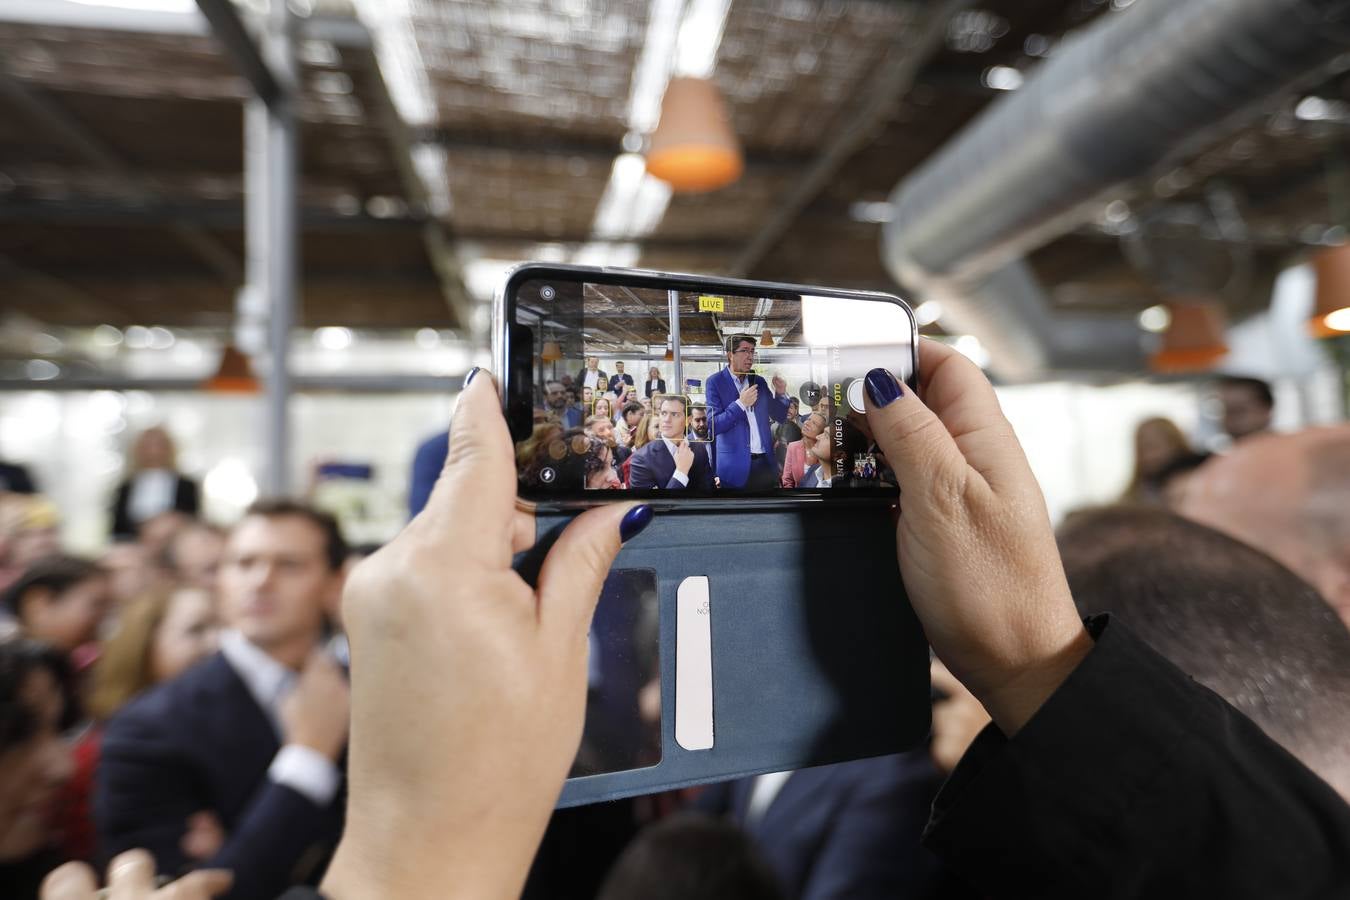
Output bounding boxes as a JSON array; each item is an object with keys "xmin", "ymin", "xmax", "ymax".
[
  {"xmin": 620, "ymin": 504, "xmax": 654, "ymax": 543},
  {"xmin": 865, "ymin": 368, "xmax": 904, "ymax": 408}
]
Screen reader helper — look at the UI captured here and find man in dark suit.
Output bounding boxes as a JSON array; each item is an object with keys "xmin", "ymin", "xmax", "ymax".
[
  {"xmin": 705, "ymin": 334, "xmax": 791, "ymax": 490},
  {"xmin": 96, "ymin": 500, "xmax": 350, "ymax": 899},
  {"xmin": 628, "ymin": 395, "xmax": 714, "ymax": 490},
  {"xmin": 698, "ymin": 752, "xmax": 974, "ymax": 900},
  {"xmin": 575, "ymin": 357, "xmax": 608, "ymax": 396},
  {"xmin": 607, "ymin": 362, "xmax": 634, "ymax": 396}
]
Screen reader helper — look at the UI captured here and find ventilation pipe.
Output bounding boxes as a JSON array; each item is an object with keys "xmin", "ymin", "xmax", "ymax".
[{"xmin": 883, "ymin": 0, "xmax": 1350, "ymax": 380}]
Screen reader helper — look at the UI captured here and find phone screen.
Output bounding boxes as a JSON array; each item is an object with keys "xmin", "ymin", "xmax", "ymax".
[{"xmin": 503, "ymin": 266, "xmax": 916, "ymax": 502}]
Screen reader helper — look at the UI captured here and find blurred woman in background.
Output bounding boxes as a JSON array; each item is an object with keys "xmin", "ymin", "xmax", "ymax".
[
  {"xmin": 110, "ymin": 427, "xmax": 199, "ymax": 542},
  {"xmin": 86, "ymin": 585, "xmax": 218, "ymax": 719},
  {"xmin": 1121, "ymin": 417, "xmax": 1192, "ymax": 506}
]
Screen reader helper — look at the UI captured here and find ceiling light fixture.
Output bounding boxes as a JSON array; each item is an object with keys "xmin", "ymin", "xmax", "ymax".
[
  {"xmin": 204, "ymin": 345, "xmax": 260, "ymax": 394},
  {"xmin": 1310, "ymin": 243, "xmax": 1350, "ymax": 336},
  {"xmin": 584, "ymin": 0, "xmax": 734, "ymax": 249},
  {"xmin": 1149, "ymin": 300, "xmax": 1229, "ymax": 372},
  {"xmin": 646, "ymin": 76, "xmax": 742, "ymax": 192}
]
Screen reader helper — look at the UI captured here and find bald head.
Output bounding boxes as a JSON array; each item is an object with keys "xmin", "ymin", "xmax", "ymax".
[{"xmin": 1180, "ymin": 426, "xmax": 1350, "ymax": 628}]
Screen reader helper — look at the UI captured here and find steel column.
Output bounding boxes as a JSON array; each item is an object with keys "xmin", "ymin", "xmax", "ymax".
[{"xmin": 667, "ymin": 289, "xmax": 682, "ymax": 395}]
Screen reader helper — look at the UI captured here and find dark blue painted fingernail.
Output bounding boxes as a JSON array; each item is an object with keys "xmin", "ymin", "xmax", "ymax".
[
  {"xmin": 463, "ymin": 366, "xmax": 481, "ymax": 387},
  {"xmin": 620, "ymin": 504, "xmax": 654, "ymax": 543},
  {"xmin": 865, "ymin": 368, "xmax": 904, "ymax": 408}
]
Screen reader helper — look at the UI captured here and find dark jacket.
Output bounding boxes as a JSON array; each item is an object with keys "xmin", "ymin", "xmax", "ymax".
[
  {"xmin": 95, "ymin": 654, "xmax": 343, "ymax": 900},
  {"xmin": 110, "ymin": 473, "xmax": 199, "ymax": 540},
  {"xmin": 627, "ymin": 439, "xmax": 714, "ymax": 491},
  {"xmin": 925, "ymin": 615, "xmax": 1350, "ymax": 898},
  {"xmin": 699, "ymin": 752, "xmax": 972, "ymax": 899}
]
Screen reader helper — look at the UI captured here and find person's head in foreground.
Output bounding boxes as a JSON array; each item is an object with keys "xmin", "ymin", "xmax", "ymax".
[
  {"xmin": 1058, "ymin": 505, "xmax": 1350, "ymax": 799},
  {"xmin": 1180, "ymin": 425, "xmax": 1350, "ymax": 629},
  {"xmin": 596, "ymin": 813, "xmax": 782, "ymax": 900}
]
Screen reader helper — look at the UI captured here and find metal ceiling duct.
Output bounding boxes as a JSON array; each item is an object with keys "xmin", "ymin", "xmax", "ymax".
[{"xmin": 882, "ymin": 0, "xmax": 1350, "ymax": 380}]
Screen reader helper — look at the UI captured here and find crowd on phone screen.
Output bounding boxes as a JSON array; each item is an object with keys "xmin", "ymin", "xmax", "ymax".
[
  {"xmin": 2, "ymin": 368, "xmax": 1349, "ymax": 899},
  {"xmin": 524, "ymin": 337, "xmax": 896, "ymax": 494}
]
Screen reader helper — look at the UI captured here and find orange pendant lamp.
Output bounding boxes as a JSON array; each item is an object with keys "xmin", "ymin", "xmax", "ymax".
[
  {"xmin": 1310, "ymin": 243, "xmax": 1350, "ymax": 337},
  {"xmin": 204, "ymin": 344, "xmax": 260, "ymax": 393},
  {"xmin": 646, "ymin": 77, "xmax": 743, "ymax": 193},
  {"xmin": 1149, "ymin": 299, "xmax": 1229, "ymax": 373}
]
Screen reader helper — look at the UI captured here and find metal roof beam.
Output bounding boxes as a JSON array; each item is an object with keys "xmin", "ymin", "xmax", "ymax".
[
  {"xmin": 0, "ymin": 72, "xmax": 244, "ymax": 283},
  {"xmin": 194, "ymin": 0, "xmax": 283, "ymax": 108}
]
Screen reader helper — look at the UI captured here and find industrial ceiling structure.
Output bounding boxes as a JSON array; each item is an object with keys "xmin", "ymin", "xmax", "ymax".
[{"xmin": 2, "ymin": 0, "xmax": 1349, "ymax": 378}]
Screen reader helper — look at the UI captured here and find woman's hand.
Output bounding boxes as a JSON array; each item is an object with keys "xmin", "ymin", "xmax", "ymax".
[
  {"xmin": 863, "ymin": 340, "xmax": 1091, "ymax": 735},
  {"xmin": 322, "ymin": 369, "xmax": 651, "ymax": 900}
]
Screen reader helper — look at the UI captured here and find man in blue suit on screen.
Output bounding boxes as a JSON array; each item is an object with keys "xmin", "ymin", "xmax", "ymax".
[
  {"xmin": 706, "ymin": 333, "xmax": 791, "ymax": 490},
  {"xmin": 628, "ymin": 394, "xmax": 714, "ymax": 490}
]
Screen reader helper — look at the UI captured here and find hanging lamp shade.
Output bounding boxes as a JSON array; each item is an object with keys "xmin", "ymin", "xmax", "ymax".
[
  {"xmin": 204, "ymin": 344, "xmax": 260, "ymax": 393},
  {"xmin": 646, "ymin": 77, "xmax": 743, "ymax": 193},
  {"xmin": 1148, "ymin": 299, "xmax": 1229, "ymax": 373},
  {"xmin": 541, "ymin": 340, "xmax": 563, "ymax": 362},
  {"xmin": 760, "ymin": 328, "xmax": 775, "ymax": 347},
  {"xmin": 663, "ymin": 337, "xmax": 675, "ymax": 362},
  {"xmin": 1310, "ymin": 243, "xmax": 1350, "ymax": 337}
]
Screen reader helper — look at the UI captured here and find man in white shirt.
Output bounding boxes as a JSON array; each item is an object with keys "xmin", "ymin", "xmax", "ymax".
[{"xmin": 96, "ymin": 500, "xmax": 350, "ymax": 899}]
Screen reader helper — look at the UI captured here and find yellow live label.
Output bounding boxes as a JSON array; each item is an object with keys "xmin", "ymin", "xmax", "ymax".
[{"xmin": 698, "ymin": 295, "xmax": 725, "ymax": 313}]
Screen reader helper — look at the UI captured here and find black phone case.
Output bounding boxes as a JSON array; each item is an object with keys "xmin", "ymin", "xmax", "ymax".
[{"xmin": 515, "ymin": 505, "xmax": 932, "ymax": 807}]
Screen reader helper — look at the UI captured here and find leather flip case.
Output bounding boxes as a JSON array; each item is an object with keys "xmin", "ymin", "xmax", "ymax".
[{"xmin": 516, "ymin": 506, "xmax": 932, "ymax": 808}]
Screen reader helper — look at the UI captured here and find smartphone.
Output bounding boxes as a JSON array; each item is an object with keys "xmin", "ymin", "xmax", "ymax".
[{"xmin": 495, "ymin": 264, "xmax": 918, "ymax": 509}]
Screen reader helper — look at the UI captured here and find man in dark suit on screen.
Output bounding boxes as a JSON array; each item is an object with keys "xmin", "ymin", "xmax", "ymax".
[
  {"xmin": 628, "ymin": 395, "xmax": 714, "ymax": 491},
  {"xmin": 606, "ymin": 361, "xmax": 635, "ymax": 396},
  {"xmin": 96, "ymin": 500, "xmax": 350, "ymax": 899},
  {"xmin": 705, "ymin": 334, "xmax": 791, "ymax": 490}
]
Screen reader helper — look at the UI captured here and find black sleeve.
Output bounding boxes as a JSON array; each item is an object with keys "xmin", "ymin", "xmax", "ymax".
[{"xmin": 924, "ymin": 614, "xmax": 1350, "ymax": 899}]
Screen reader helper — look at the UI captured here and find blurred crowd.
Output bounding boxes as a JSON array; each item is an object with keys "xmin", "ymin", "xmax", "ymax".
[{"xmin": 1, "ymin": 366, "xmax": 1348, "ymax": 899}]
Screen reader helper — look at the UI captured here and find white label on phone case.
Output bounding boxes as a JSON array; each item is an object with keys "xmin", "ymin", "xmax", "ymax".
[{"xmin": 676, "ymin": 576, "xmax": 714, "ymax": 751}]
